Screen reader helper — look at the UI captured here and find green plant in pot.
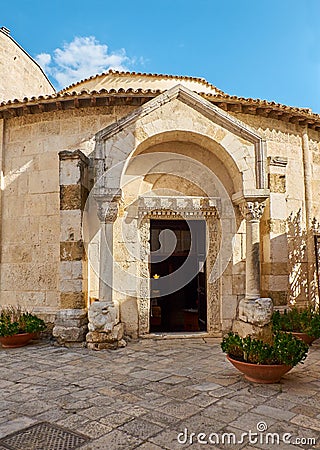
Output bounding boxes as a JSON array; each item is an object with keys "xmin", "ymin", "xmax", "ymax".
[
  {"xmin": 221, "ymin": 331, "xmax": 309, "ymax": 383},
  {"xmin": 272, "ymin": 306, "xmax": 320, "ymax": 345},
  {"xmin": 0, "ymin": 306, "xmax": 46, "ymax": 348}
]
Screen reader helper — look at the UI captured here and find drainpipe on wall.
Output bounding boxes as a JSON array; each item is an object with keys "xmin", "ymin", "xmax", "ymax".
[
  {"xmin": 301, "ymin": 126, "xmax": 316, "ymax": 304},
  {"xmin": 0, "ymin": 119, "xmax": 4, "ymax": 295}
]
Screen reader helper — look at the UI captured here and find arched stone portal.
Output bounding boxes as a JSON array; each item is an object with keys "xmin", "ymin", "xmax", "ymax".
[{"xmin": 85, "ymin": 84, "xmax": 271, "ymax": 349}]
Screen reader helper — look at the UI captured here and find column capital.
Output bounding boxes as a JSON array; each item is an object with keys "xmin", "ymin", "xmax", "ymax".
[
  {"xmin": 94, "ymin": 188, "xmax": 122, "ymax": 223},
  {"xmin": 232, "ymin": 190, "xmax": 269, "ymax": 221},
  {"xmin": 239, "ymin": 200, "xmax": 266, "ymax": 221}
]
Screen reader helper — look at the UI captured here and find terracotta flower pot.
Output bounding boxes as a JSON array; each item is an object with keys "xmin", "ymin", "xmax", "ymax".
[
  {"xmin": 287, "ymin": 332, "xmax": 316, "ymax": 346},
  {"xmin": 0, "ymin": 333, "xmax": 34, "ymax": 348},
  {"xmin": 227, "ymin": 355, "xmax": 293, "ymax": 384}
]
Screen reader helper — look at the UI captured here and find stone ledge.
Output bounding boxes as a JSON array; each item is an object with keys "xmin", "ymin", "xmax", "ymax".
[
  {"xmin": 54, "ymin": 317, "xmax": 88, "ymax": 328},
  {"xmin": 59, "ymin": 149, "xmax": 90, "ymax": 166},
  {"xmin": 55, "ymin": 308, "xmax": 87, "ymax": 320}
]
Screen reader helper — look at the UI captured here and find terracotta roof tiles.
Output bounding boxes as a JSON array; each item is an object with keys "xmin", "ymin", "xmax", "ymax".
[
  {"xmin": 59, "ymin": 69, "xmax": 225, "ymax": 95},
  {"xmin": 0, "ymin": 82, "xmax": 319, "ymax": 129}
]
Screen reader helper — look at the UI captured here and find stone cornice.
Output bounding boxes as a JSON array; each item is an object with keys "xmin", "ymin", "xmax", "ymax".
[
  {"xmin": 59, "ymin": 149, "xmax": 90, "ymax": 166},
  {"xmin": 232, "ymin": 189, "xmax": 270, "ymax": 204},
  {"xmin": 1, "ymin": 87, "xmax": 320, "ymax": 131}
]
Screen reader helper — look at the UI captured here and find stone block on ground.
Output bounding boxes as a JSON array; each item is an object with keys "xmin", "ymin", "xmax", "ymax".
[{"xmin": 238, "ymin": 297, "xmax": 273, "ymax": 326}]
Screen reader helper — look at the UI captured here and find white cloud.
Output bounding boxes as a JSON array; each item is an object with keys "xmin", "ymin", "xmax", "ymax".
[
  {"xmin": 35, "ymin": 53, "xmax": 52, "ymax": 72},
  {"xmin": 35, "ymin": 36, "xmax": 134, "ymax": 89}
]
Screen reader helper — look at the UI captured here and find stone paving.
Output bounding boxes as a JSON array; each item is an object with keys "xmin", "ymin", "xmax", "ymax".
[{"xmin": 0, "ymin": 337, "xmax": 320, "ymax": 449}]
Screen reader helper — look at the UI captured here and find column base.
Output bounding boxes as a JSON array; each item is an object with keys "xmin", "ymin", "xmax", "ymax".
[
  {"xmin": 232, "ymin": 320, "xmax": 273, "ymax": 343},
  {"xmin": 86, "ymin": 325, "xmax": 126, "ymax": 350},
  {"xmin": 86, "ymin": 301, "xmax": 126, "ymax": 350},
  {"xmin": 238, "ymin": 297, "xmax": 273, "ymax": 327},
  {"xmin": 53, "ymin": 309, "xmax": 88, "ymax": 347},
  {"xmin": 232, "ymin": 297, "xmax": 273, "ymax": 343}
]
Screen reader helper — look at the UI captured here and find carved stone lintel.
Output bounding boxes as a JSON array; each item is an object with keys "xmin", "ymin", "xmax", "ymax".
[
  {"xmin": 239, "ymin": 200, "xmax": 266, "ymax": 221},
  {"xmin": 137, "ymin": 196, "xmax": 219, "ymax": 218}
]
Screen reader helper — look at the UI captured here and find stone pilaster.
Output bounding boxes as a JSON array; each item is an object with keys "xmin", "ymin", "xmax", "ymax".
[
  {"xmin": 95, "ymin": 193, "xmax": 120, "ymax": 305},
  {"xmin": 0, "ymin": 119, "xmax": 4, "ymax": 294},
  {"xmin": 86, "ymin": 189, "xmax": 125, "ymax": 350},
  {"xmin": 53, "ymin": 150, "xmax": 90, "ymax": 347},
  {"xmin": 260, "ymin": 157, "xmax": 288, "ymax": 305}
]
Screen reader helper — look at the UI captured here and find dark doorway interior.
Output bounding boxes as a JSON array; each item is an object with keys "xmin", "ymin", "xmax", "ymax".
[{"xmin": 150, "ymin": 219, "xmax": 207, "ymax": 332}]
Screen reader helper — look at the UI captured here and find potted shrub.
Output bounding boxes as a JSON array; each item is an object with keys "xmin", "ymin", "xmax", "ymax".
[
  {"xmin": 221, "ymin": 331, "xmax": 308, "ymax": 383},
  {"xmin": 272, "ymin": 306, "xmax": 320, "ymax": 345},
  {"xmin": 0, "ymin": 306, "xmax": 46, "ymax": 348}
]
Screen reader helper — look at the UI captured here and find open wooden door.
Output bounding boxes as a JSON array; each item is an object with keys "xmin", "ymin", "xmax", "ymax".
[{"xmin": 150, "ymin": 219, "xmax": 207, "ymax": 332}]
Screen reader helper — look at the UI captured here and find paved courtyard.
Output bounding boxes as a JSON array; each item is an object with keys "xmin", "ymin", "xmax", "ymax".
[{"xmin": 0, "ymin": 337, "xmax": 319, "ymax": 449}]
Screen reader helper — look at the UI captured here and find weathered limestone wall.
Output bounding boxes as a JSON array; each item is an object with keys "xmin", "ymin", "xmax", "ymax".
[
  {"xmin": 1, "ymin": 89, "xmax": 320, "ymax": 333},
  {"xmin": 0, "ymin": 106, "xmax": 134, "ymax": 322},
  {"xmin": 233, "ymin": 112, "xmax": 320, "ymax": 305},
  {"xmin": 0, "ymin": 28, "xmax": 54, "ymax": 102}
]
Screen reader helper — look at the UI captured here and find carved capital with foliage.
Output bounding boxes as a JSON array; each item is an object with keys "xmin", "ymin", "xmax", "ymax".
[{"xmin": 239, "ymin": 200, "xmax": 266, "ymax": 221}]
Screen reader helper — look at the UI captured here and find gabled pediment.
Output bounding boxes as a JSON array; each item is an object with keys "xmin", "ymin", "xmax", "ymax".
[
  {"xmin": 97, "ymin": 84, "xmax": 260, "ymax": 142},
  {"xmin": 95, "ymin": 84, "xmax": 267, "ymax": 190}
]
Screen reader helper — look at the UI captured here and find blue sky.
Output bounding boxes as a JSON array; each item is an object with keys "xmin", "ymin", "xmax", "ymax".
[{"xmin": 2, "ymin": 0, "xmax": 320, "ymax": 112}]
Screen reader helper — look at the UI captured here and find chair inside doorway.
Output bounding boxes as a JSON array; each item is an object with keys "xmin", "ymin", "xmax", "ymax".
[{"xmin": 149, "ymin": 219, "xmax": 207, "ymax": 332}]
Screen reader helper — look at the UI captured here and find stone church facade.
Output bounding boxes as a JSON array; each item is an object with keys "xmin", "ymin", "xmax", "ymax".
[{"xmin": 0, "ymin": 28, "xmax": 320, "ymax": 348}]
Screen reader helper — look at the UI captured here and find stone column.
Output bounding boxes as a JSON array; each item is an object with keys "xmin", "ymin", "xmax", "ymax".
[
  {"xmin": 233, "ymin": 198, "xmax": 273, "ymax": 339},
  {"xmin": 240, "ymin": 201, "xmax": 266, "ymax": 300},
  {"xmin": 53, "ymin": 150, "xmax": 90, "ymax": 347},
  {"xmin": 86, "ymin": 192, "xmax": 125, "ymax": 350}
]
